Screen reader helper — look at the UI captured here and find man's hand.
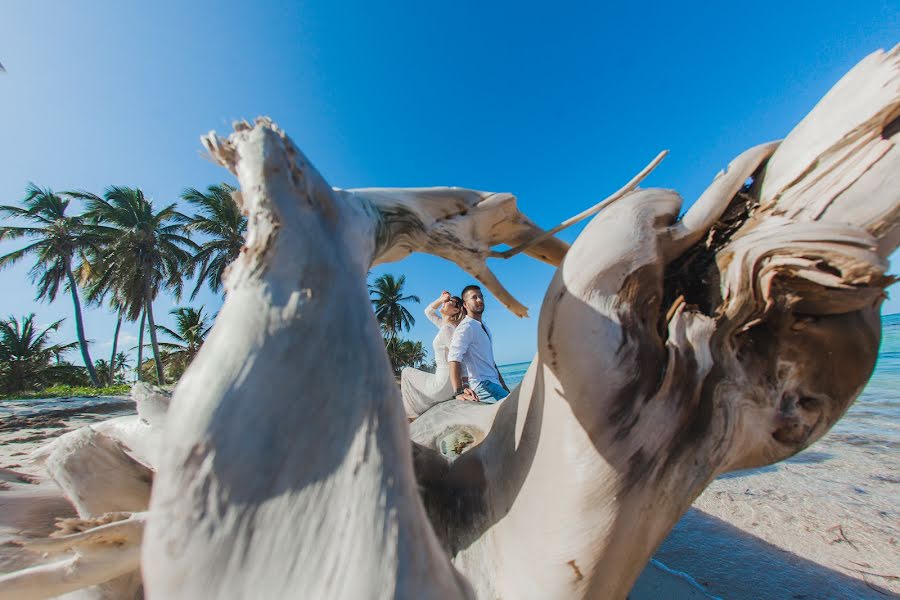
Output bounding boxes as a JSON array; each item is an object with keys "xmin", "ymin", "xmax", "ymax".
[
  {"xmin": 455, "ymin": 387, "xmax": 478, "ymax": 402},
  {"xmin": 449, "ymin": 360, "xmax": 477, "ymax": 400}
]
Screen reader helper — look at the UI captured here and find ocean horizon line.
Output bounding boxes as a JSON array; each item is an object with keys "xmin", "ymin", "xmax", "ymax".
[{"xmin": 497, "ymin": 311, "xmax": 900, "ymax": 370}]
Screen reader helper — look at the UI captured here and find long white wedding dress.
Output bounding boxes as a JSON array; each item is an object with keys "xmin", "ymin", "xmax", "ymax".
[{"xmin": 400, "ymin": 307, "xmax": 455, "ymax": 418}]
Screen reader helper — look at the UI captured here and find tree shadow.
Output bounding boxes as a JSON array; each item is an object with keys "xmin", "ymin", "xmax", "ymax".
[
  {"xmin": 716, "ymin": 451, "xmax": 834, "ymax": 480},
  {"xmin": 634, "ymin": 508, "xmax": 897, "ymax": 599}
]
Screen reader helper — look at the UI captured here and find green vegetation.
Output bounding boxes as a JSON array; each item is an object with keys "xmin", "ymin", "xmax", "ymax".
[
  {"xmin": 94, "ymin": 352, "xmax": 131, "ymax": 386},
  {"xmin": 0, "ymin": 185, "xmax": 103, "ymax": 385},
  {"xmin": 72, "ymin": 186, "xmax": 198, "ymax": 385},
  {"xmin": 1, "ymin": 179, "xmax": 435, "ymax": 397},
  {"xmin": 0, "ymin": 313, "xmax": 87, "ymax": 394},
  {"xmin": 390, "ymin": 339, "xmax": 428, "ymax": 371},
  {"xmin": 370, "ymin": 274, "xmax": 420, "ymax": 339},
  {"xmin": 152, "ymin": 306, "xmax": 212, "ymax": 381},
  {"xmin": 0, "ymin": 181, "xmax": 231, "ymax": 395},
  {"xmin": 0, "ymin": 384, "xmax": 130, "ymax": 401},
  {"xmin": 181, "ymin": 184, "xmax": 247, "ymax": 299},
  {"xmin": 369, "ymin": 273, "xmax": 430, "ymax": 375}
]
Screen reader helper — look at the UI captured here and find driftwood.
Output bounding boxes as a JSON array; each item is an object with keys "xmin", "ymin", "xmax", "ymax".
[
  {"xmin": 0, "ymin": 513, "xmax": 145, "ymax": 600},
  {"xmin": 1, "ymin": 46, "xmax": 897, "ymax": 599},
  {"xmin": 0, "ymin": 384, "xmax": 167, "ymax": 600}
]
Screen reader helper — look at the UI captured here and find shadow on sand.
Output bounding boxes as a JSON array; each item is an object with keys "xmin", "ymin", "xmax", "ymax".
[{"xmin": 636, "ymin": 508, "xmax": 896, "ymax": 599}]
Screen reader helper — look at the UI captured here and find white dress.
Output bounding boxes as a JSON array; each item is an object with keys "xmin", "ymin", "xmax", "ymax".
[{"xmin": 400, "ymin": 308, "xmax": 455, "ymax": 418}]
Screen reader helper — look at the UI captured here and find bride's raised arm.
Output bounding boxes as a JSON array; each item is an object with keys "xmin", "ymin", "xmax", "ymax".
[{"xmin": 424, "ymin": 292, "xmax": 449, "ymax": 328}]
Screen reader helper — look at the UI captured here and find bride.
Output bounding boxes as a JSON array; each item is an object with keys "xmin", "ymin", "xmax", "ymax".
[{"xmin": 400, "ymin": 291, "xmax": 465, "ymax": 419}]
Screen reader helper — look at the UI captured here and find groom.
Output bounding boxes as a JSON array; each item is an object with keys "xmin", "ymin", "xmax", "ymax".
[{"xmin": 448, "ymin": 285, "xmax": 510, "ymax": 403}]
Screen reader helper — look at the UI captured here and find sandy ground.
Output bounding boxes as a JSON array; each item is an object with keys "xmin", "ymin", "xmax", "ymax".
[
  {"xmin": 650, "ymin": 437, "xmax": 900, "ymax": 599},
  {"xmin": 1, "ymin": 406, "xmax": 897, "ymax": 599},
  {"xmin": 0, "ymin": 408, "xmax": 131, "ymax": 577}
]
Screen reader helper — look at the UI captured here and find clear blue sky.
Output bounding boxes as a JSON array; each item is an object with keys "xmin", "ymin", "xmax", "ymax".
[{"xmin": 1, "ymin": 1, "xmax": 898, "ymax": 367}]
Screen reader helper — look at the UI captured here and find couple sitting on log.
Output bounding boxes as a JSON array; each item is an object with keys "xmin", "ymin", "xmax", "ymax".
[{"xmin": 401, "ymin": 284, "xmax": 510, "ymax": 419}]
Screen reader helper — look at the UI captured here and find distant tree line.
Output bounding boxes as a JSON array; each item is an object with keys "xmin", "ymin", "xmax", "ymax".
[
  {"xmin": 0, "ymin": 182, "xmax": 432, "ymax": 394},
  {"xmin": 0, "ymin": 183, "xmax": 241, "ymax": 393},
  {"xmin": 369, "ymin": 273, "xmax": 432, "ymax": 376}
]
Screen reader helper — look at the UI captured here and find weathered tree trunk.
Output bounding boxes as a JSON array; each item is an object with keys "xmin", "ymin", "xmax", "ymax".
[
  {"xmin": 64, "ymin": 260, "xmax": 100, "ymax": 386},
  {"xmin": 0, "ymin": 383, "xmax": 169, "ymax": 599},
  {"xmin": 144, "ymin": 288, "xmax": 166, "ymax": 385},
  {"xmin": 109, "ymin": 310, "xmax": 122, "ymax": 385},
  {"xmin": 136, "ymin": 308, "xmax": 146, "ymax": 382},
  {"xmin": 0, "ymin": 513, "xmax": 145, "ymax": 600},
  {"xmin": 144, "ymin": 122, "xmax": 476, "ymax": 598},
  {"xmin": 142, "ymin": 46, "xmax": 899, "ymax": 600}
]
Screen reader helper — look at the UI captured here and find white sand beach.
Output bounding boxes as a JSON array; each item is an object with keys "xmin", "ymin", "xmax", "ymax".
[
  {"xmin": 0, "ymin": 405, "xmax": 132, "ymax": 577},
  {"xmin": 1, "ymin": 398, "xmax": 897, "ymax": 599},
  {"xmin": 647, "ymin": 435, "xmax": 900, "ymax": 599}
]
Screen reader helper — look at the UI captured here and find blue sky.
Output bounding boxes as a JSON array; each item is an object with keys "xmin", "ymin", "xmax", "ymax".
[{"xmin": 1, "ymin": 1, "xmax": 898, "ymax": 367}]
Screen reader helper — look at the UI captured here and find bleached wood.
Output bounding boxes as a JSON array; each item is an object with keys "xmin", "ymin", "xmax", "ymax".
[
  {"xmin": 759, "ymin": 45, "xmax": 900, "ymax": 228},
  {"xmin": 204, "ymin": 125, "xmax": 570, "ymax": 317},
  {"xmin": 491, "ymin": 150, "xmax": 668, "ymax": 260},
  {"xmin": 141, "ymin": 47, "xmax": 897, "ymax": 600},
  {"xmin": 145, "ymin": 121, "xmax": 472, "ymax": 599},
  {"xmin": 0, "ymin": 513, "xmax": 145, "ymax": 600},
  {"xmin": 39, "ymin": 384, "xmax": 166, "ymax": 518},
  {"xmin": 0, "ymin": 385, "xmax": 166, "ymax": 599},
  {"xmin": 664, "ymin": 141, "xmax": 779, "ymax": 259},
  {"xmin": 409, "ymin": 399, "xmax": 501, "ymax": 460}
]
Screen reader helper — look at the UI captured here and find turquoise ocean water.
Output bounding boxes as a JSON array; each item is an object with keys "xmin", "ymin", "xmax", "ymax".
[{"xmin": 499, "ymin": 313, "xmax": 900, "ymax": 450}]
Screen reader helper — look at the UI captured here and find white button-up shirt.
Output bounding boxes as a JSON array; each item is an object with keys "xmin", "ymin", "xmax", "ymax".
[{"xmin": 447, "ymin": 316, "xmax": 499, "ymax": 386}]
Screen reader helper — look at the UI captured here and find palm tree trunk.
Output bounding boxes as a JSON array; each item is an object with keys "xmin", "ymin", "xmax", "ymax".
[
  {"xmin": 145, "ymin": 289, "xmax": 166, "ymax": 385},
  {"xmin": 64, "ymin": 261, "xmax": 100, "ymax": 386},
  {"xmin": 109, "ymin": 310, "xmax": 122, "ymax": 385},
  {"xmin": 137, "ymin": 308, "xmax": 146, "ymax": 382}
]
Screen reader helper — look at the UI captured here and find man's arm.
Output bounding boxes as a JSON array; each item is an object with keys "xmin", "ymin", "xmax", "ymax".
[
  {"xmin": 450, "ymin": 361, "xmax": 465, "ymax": 393},
  {"xmin": 450, "ymin": 361, "xmax": 477, "ymax": 401},
  {"xmin": 448, "ymin": 323, "xmax": 477, "ymax": 401}
]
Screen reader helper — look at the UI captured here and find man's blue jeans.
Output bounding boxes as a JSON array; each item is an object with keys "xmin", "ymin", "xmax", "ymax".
[{"xmin": 472, "ymin": 380, "xmax": 509, "ymax": 403}]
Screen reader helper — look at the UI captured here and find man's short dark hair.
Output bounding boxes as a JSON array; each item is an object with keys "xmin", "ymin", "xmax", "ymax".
[{"xmin": 461, "ymin": 284, "xmax": 482, "ymax": 299}]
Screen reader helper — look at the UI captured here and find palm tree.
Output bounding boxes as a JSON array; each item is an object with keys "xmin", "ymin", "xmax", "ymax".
[
  {"xmin": 136, "ymin": 309, "xmax": 146, "ymax": 381},
  {"xmin": 369, "ymin": 274, "xmax": 420, "ymax": 339},
  {"xmin": 93, "ymin": 358, "xmax": 113, "ymax": 386},
  {"xmin": 380, "ymin": 338, "xmax": 428, "ymax": 376},
  {"xmin": 94, "ymin": 351, "xmax": 131, "ymax": 385},
  {"xmin": 0, "ymin": 314, "xmax": 81, "ymax": 393},
  {"xmin": 77, "ymin": 249, "xmax": 130, "ymax": 386},
  {"xmin": 0, "ymin": 185, "xmax": 101, "ymax": 385},
  {"xmin": 182, "ymin": 184, "xmax": 247, "ymax": 299},
  {"xmin": 106, "ymin": 299, "xmax": 124, "ymax": 384},
  {"xmin": 402, "ymin": 340, "xmax": 427, "ymax": 367},
  {"xmin": 396, "ymin": 339, "xmax": 427, "ymax": 371},
  {"xmin": 154, "ymin": 306, "xmax": 212, "ymax": 378},
  {"xmin": 113, "ymin": 351, "xmax": 131, "ymax": 384},
  {"xmin": 75, "ymin": 186, "xmax": 197, "ymax": 384}
]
